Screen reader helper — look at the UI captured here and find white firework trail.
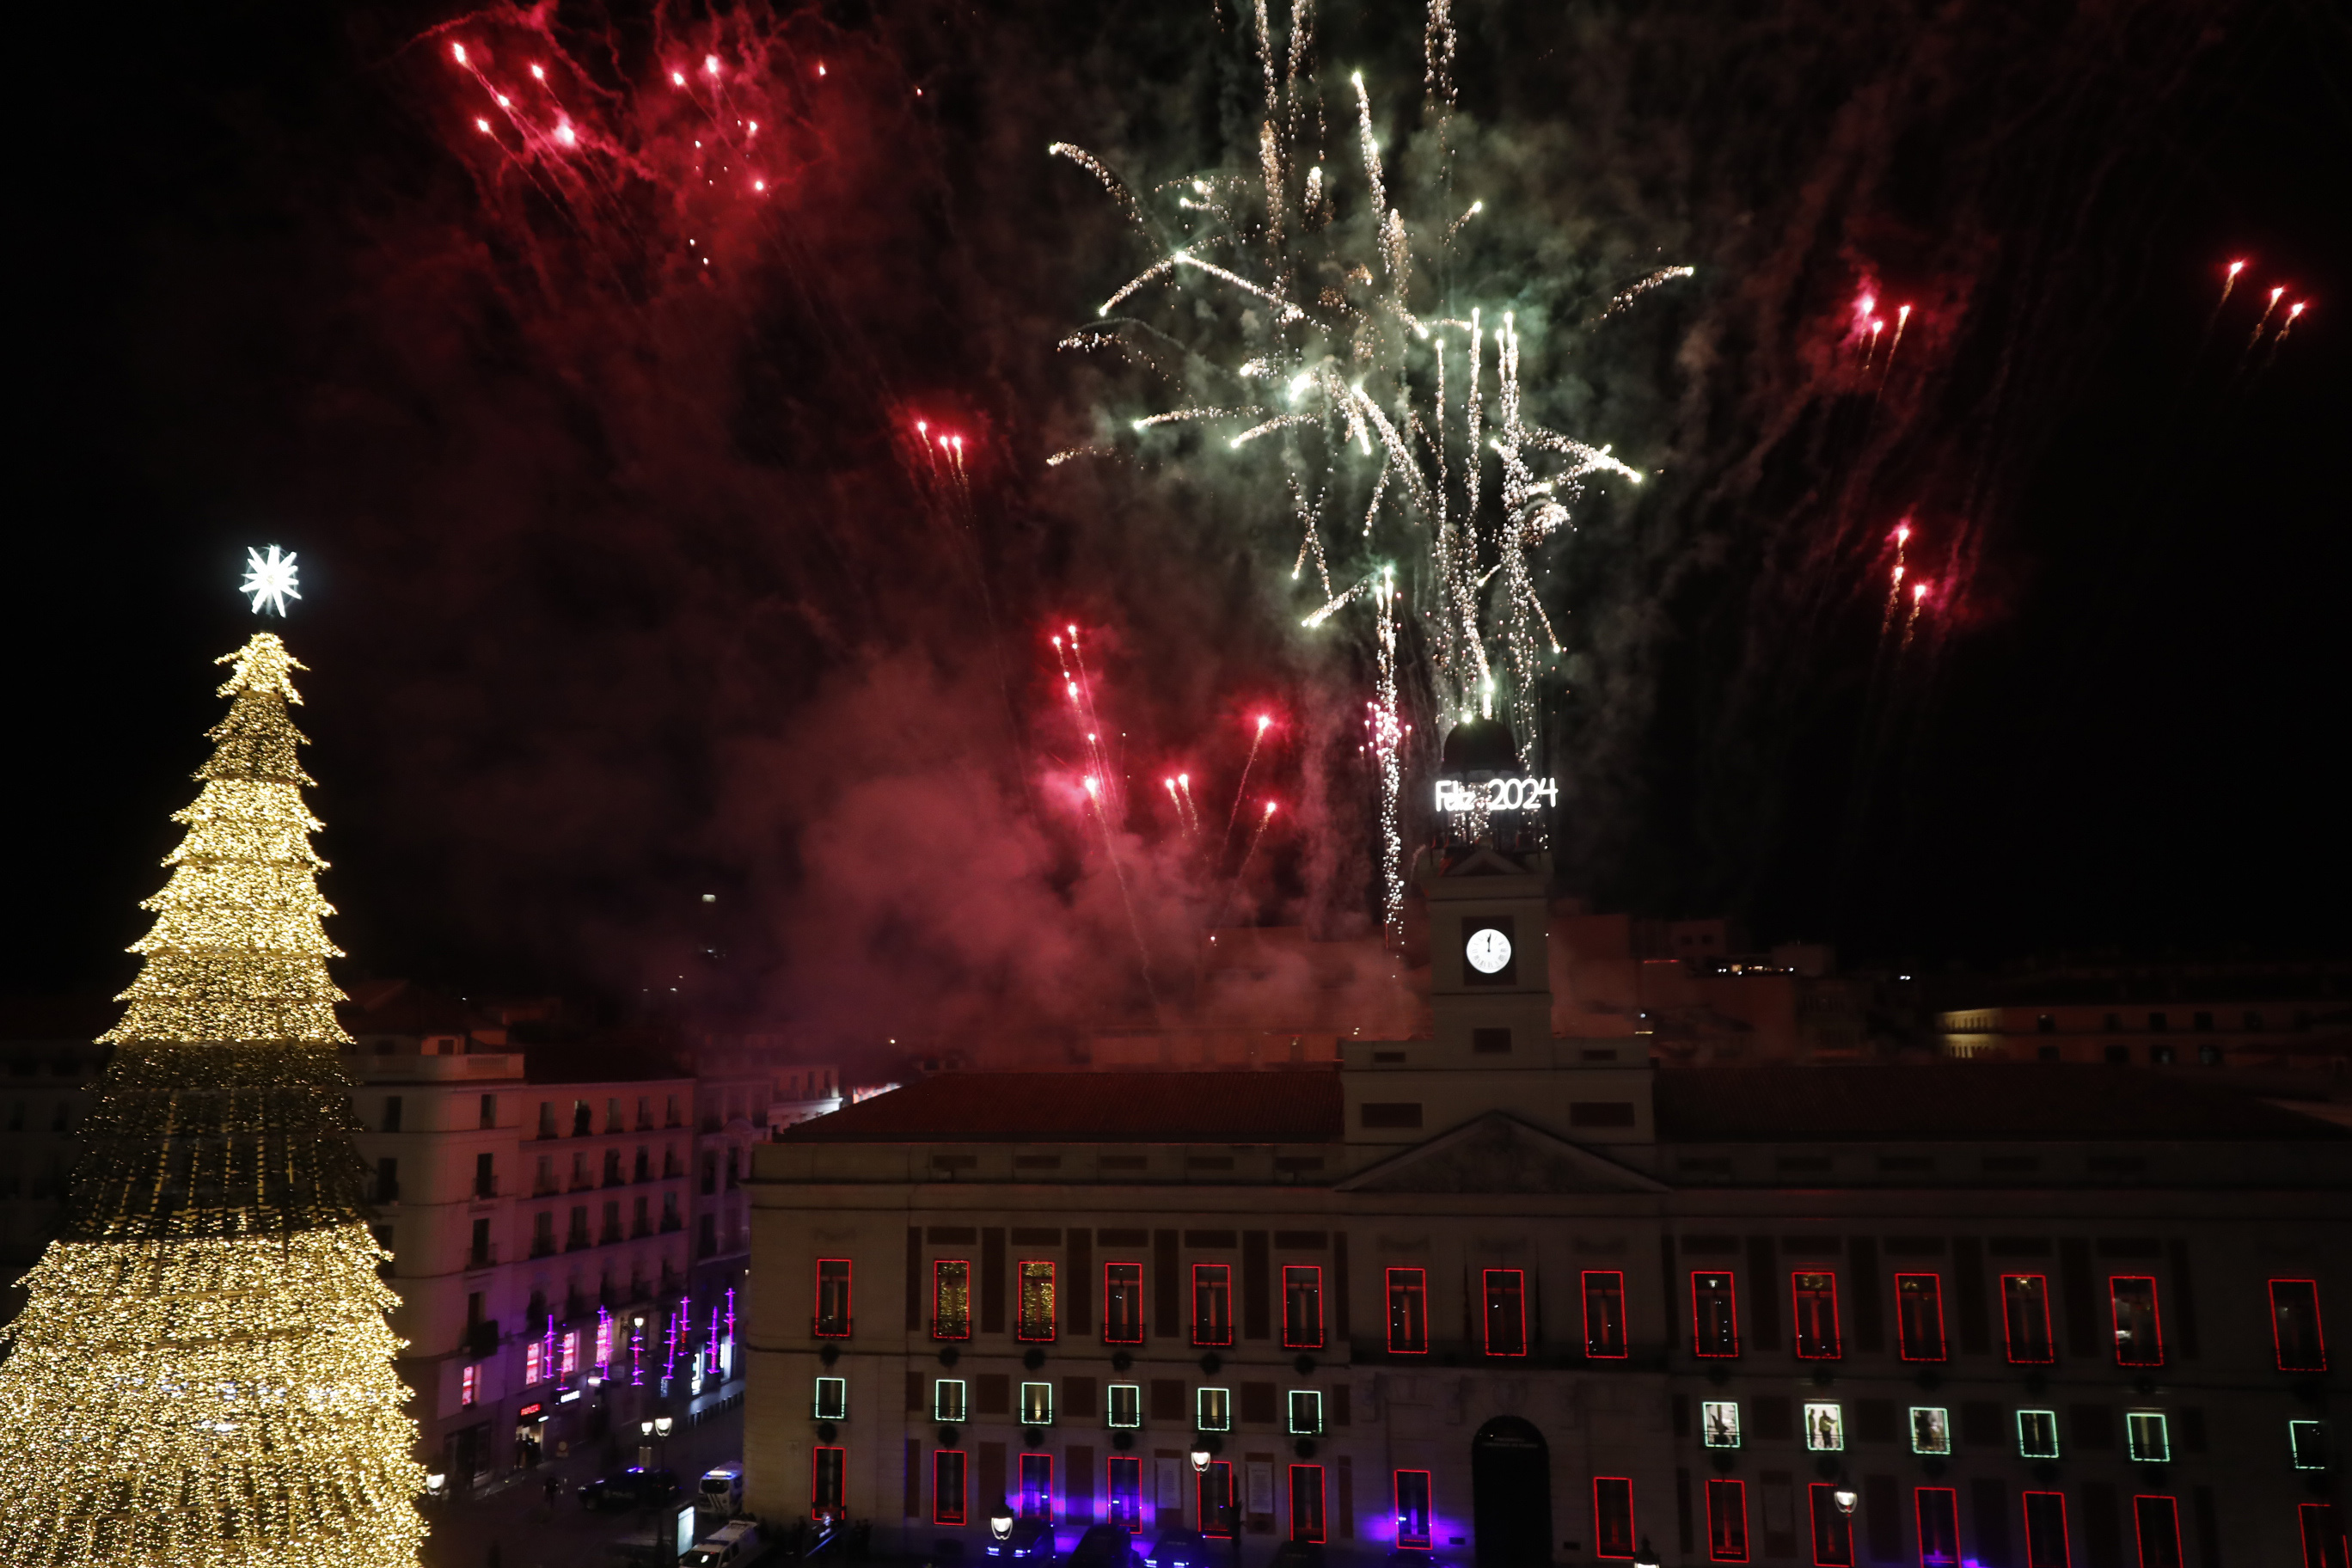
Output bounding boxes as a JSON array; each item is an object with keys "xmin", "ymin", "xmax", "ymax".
[{"xmin": 1053, "ymin": 0, "xmax": 1675, "ymax": 941}]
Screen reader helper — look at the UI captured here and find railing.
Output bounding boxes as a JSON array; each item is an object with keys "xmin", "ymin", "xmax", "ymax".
[{"xmin": 468, "ymin": 1241, "xmax": 501, "ymax": 1270}]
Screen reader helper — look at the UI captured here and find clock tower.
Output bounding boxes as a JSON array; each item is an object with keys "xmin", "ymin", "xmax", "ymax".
[{"xmin": 1417, "ymin": 718, "xmax": 1553, "ymax": 1067}]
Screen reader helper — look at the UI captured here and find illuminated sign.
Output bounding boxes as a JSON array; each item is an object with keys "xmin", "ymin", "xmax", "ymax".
[
  {"xmin": 557, "ymin": 1387, "xmax": 583, "ymax": 1404},
  {"xmin": 1433, "ymin": 775, "xmax": 1558, "ymax": 813},
  {"xmin": 517, "ymin": 1402, "xmax": 545, "ymax": 1420}
]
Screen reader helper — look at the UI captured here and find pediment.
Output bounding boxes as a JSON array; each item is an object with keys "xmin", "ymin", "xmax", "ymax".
[
  {"xmin": 1444, "ymin": 845, "xmax": 1527, "ymax": 878},
  {"xmin": 1337, "ymin": 1112, "xmax": 1667, "ymax": 1195}
]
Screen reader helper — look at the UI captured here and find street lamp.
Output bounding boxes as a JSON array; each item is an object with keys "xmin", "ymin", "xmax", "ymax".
[
  {"xmin": 991, "ymin": 1510, "xmax": 1015, "ymax": 1540},
  {"xmin": 1834, "ymin": 1489, "xmax": 1859, "ymax": 1515},
  {"xmin": 425, "ymin": 1472, "xmax": 446, "ymax": 1498},
  {"xmin": 1188, "ymin": 1448, "xmax": 1211, "ymax": 1474}
]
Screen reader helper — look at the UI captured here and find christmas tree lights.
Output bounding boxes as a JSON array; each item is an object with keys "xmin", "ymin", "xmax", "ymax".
[{"xmin": 0, "ymin": 632, "xmax": 426, "ymax": 1566}]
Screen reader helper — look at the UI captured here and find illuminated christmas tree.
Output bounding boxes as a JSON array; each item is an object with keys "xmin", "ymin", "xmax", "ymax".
[{"xmin": 0, "ymin": 630, "xmax": 426, "ymax": 1567}]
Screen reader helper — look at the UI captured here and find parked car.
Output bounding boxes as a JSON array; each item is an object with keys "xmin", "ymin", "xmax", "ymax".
[
  {"xmin": 683, "ymin": 1517, "xmax": 765, "ymax": 1567},
  {"xmin": 699, "ymin": 1464, "xmax": 745, "ymax": 1514},
  {"xmin": 579, "ymin": 1466, "xmax": 681, "ymax": 1510},
  {"xmin": 986, "ymin": 1519, "xmax": 1055, "ymax": 1565},
  {"xmin": 1069, "ymin": 1524, "xmax": 1144, "ymax": 1568}
]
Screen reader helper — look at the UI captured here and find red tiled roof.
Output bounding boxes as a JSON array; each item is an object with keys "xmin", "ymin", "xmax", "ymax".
[
  {"xmin": 778, "ymin": 1070, "xmax": 1344, "ymax": 1144},
  {"xmin": 1654, "ymin": 1064, "xmax": 2350, "ymax": 1142}
]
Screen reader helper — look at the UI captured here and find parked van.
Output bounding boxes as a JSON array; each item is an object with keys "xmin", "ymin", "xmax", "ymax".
[
  {"xmin": 699, "ymin": 1464, "xmax": 744, "ymax": 1515},
  {"xmin": 683, "ymin": 1517, "xmax": 763, "ymax": 1567}
]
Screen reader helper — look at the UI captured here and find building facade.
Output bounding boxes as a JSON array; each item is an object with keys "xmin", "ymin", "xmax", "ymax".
[{"xmin": 746, "ymin": 841, "xmax": 2350, "ymax": 1567}]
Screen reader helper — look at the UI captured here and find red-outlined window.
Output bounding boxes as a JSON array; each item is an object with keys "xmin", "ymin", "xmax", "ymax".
[
  {"xmin": 2002, "ymin": 1274, "xmax": 2055, "ymax": 1365},
  {"xmin": 460, "ymin": 1364, "xmax": 479, "ymax": 1406},
  {"xmin": 1483, "ymin": 1269, "xmax": 1528, "ymax": 1357},
  {"xmin": 933, "ymin": 1449, "xmax": 967, "ymax": 1527},
  {"xmin": 2131, "ymin": 1495, "xmax": 2182, "ymax": 1568},
  {"xmin": 2022, "ymin": 1491, "xmax": 2069, "ymax": 1568},
  {"xmin": 812, "ymin": 1446, "xmax": 846, "ymax": 1519},
  {"xmin": 1289, "ymin": 1465, "xmax": 1326, "ymax": 1543},
  {"xmin": 1792, "ymin": 1272, "xmax": 1841, "ymax": 1360},
  {"xmin": 1807, "ymin": 1483, "xmax": 1855, "ymax": 1566},
  {"xmin": 814, "ymin": 1259, "xmax": 853, "ymax": 1338},
  {"xmin": 1104, "ymin": 1261, "xmax": 1144, "ymax": 1344},
  {"xmin": 1108, "ymin": 1456, "xmax": 1143, "ymax": 1532},
  {"xmin": 2298, "ymin": 1504, "xmax": 2346, "ymax": 1568},
  {"xmin": 2271, "ymin": 1277, "xmax": 2328, "ymax": 1372},
  {"xmin": 1583, "ymin": 1271, "xmax": 1628, "ymax": 1358},
  {"xmin": 1198, "ymin": 1460, "xmax": 1235, "ymax": 1536},
  {"xmin": 1692, "ymin": 1271, "xmax": 1741, "ymax": 1357},
  {"xmin": 1192, "ymin": 1264, "xmax": 1234, "ymax": 1347},
  {"xmin": 1020, "ymin": 1453, "xmax": 1053, "ymax": 1521},
  {"xmin": 1387, "ymin": 1268, "xmax": 1429, "ymax": 1355},
  {"xmin": 2110, "ymin": 1276, "xmax": 2164, "ymax": 1367},
  {"xmin": 1283, "ymin": 1265, "xmax": 1326, "ymax": 1350},
  {"xmin": 1896, "ymin": 1273, "xmax": 1947, "ymax": 1362},
  {"xmin": 1706, "ymin": 1478, "xmax": 1749, "ymax": 1562},
  {"xmin": 1017, "ymin": 1260, "xmax": 1057, "ymax": 1342},
  {"xmin": 1394, "ymin": 1470, "xmax": 1432, "ymax": 1549},
  {"xmin": 932, "ymin": 1259, "xmax": 971, "ymax": 1340},
  {"xmin": 1592, "ymin": 1477, "xmax": 1636, "ymax": 1560},
  {"xmin": 1916, "ymin": 1488, "xmax": 1960, "ymax": 1568}
]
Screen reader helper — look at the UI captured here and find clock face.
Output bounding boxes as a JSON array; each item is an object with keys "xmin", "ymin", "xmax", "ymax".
[{"xmin": 1465, "ymin": 926, "xmax": 1514, "ymax": 975}]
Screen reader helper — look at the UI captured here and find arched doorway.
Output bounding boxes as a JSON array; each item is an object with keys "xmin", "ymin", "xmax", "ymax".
[{"xmin": 1471, "ymin": 1416, "xmax": 1553, "ymax": 1568}]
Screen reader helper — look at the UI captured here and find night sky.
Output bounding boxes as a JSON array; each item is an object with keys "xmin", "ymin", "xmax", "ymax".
[{"xmin": 9, "ymin": 0, "xmax": 2347, "ymax": 1045}]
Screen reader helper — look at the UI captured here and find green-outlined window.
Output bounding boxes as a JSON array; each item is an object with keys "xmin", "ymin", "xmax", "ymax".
[
  {"xmin": 2017, "ymin": 1408, "xmax": 2061, "ymax": 1460},
  {"xmin": 934, "ymin": 1379, "xmax": 968, "ymax": 1424},
  {"xmin": 1107, "ymin": 1383, "xmax": 1142, "ymax": 1428},
  {"xmin": 813, "ymin": 1375, "xmax": 848, "ymax": 1420},
  {"xmin": 1020, "ymin": 1381, "xmax": 1055, "ymax": 1425},
  {"xmin": 1908, "ymin": 1406, "xmax": 1950, "ymax": 1455},
  {"xmin": 1288, "ymin": 1389, "xmax": 1323, "ymax": 1435},
  {"xmin": 1197, "ymin": 1387, "xmax": 1232, "ymax": 1431},
  {"xmin": 2288, "ymin": 1419, "xmax": 2328, "ymax": 1471},
  {"xmin": 1700, "ymin": 1400, "xmax": 1740, "ymax": 1449},
  {"xmin": 2126, "ymin": 1411, "xmax": 2170, "ymax": 1462}
]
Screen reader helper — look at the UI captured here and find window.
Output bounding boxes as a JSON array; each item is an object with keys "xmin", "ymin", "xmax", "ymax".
[
  {"xmin": 1289, "ymin": 1465, "xmax": 1326, "ymax": 1542},
  {"xmin": 2002, "ymin": 1274, "xmax": 2055, "ymax": 1364},
  {"xmin": 2132, "ymin": 1496, "xmax": 2183, "ymax": 1568},
  {"xmin": 2018, "ymin": 1409, "xmax": 2061, "ymax": 1460},
  {"xmin": 1387, "ymin": 1268, "xmax": 1429, "ymax": 1354},
  {"xmin": 524, "ymin": 1341, "xmax": 544, "ymax": 1386},
  {"xmin": 1109, "ymin": 1456, "xmax": 1143, "ymax": 1531},
  {"xmin": 460, "ymin": 1364, "xmax": 479, "ymax": 1407},
  {"xmin": 559, "ymin": 1330, "xmax": 579, "ymax": 1379},
  {"xmin": 2270, "ymin": 1278, "xmax": 2328, "ymax": 1371},
  {"xmin": 1020, "ymin": 1381, "xmax": 1055, "ymax": 1426},
  {"xmin": 593, "ymin": 1316, "xmax": 614, "ymax": 1369},
  {"xmin": 1807, "ymin": 1483, "xmax": 1855, "ymax": 1567},
  {"xmin": 1289, "ymin": 1389, "xmax": 1323, "ymax": 1436},
  {"xmin": 1582, "ymin": 1271, "xmax": 1627, "ymax": 1357},
  {"xmin": 933, "ymin": 1450, "xmax": 966, "ymax": 1526},
  {"xmin": 934, "ymin": 1380, "xmax": 968, "ymax": 1424},
  {"xmin": 1192, "ymin": 1264, "xmax": 1234, "ymax": 1347},
  {"xmin": 1701, "ymin": 1400, "xmax": 1740, "ymax": 1449},
  {"xmin": 1283, "ymin": 1265, "xmax": 1325, "ymax": 1349},
  {"xmin": 1909, "ymin": 1406, "xmax": 1951, "ymax": 1455},
  {"xmin": 1014, "ymin": 1453, "xmax": 1050, "ymax": 1521},
  {"xmin": 2127, "ymin": 1412, "xmax": 2170, "ymax": 1462},
  {"xmin": 2289, "ymin": 1419, "xmax": 2329, "ymax": 1470},
  {"xmin": 1197, "ymin": 1387, "xmax": 1231, "ymax": 1432},
  {"xmin": 1198, "ymin": 1459, "xmax": 1235, "ymax": 1535},
  {"xmin": 2110, "ymin": 1276, "xmax": 2164, "ymax": 1366},
  {"xmin": 532, "ymin": 1211, "xmax": 554, "ymax": 1256},
  {"xmin": 1803, "ymin": 1401, "xmax": 1844, "ymax": 1452},
  {"xmin": 1018, "ymin": 1261, "xmax": 1057, "ymax": 1341},
  {"xmin": 537, "ymin": 1100, "xmax": 556, "ymax": 1137},
  {"xmin": 1895, "ymin": 1274, "xmax": 1946, "ymax": 1361},
  {"xmin": 2196, "ymin": 1044, "xmax": 2224, "ymax": 1066},
  {"xmin": 932, "ymin": 1259, "xmax": 971, "ymax": 1339},
  {"xmin": 814, "ymin": 1259, "xmax": 853, "ymax": 1337},
  {"xmin": 382, "ymin": 1096, "xmax": 402, "ymax": 1133},
  {"xmin": 814, "ymin": 1376, "xmax": 848, "ymax": 1421},
  {"xmin": 2298, "ymin": 1505, "xmax": 2346, "ymax": 1568},
  {"xmin": 1692, "ymin": 1271, "xmax": 1740, "ymax": 1357},
  {"xmin": 1107, "ymin": 1383, "xmax": 1141, "ymax": 1429},
  {"xmin": 375, "ymin": 1157, "xmax": 399, "ymax": 1204},
  {"xmin": 1915, "ymin": 1488, "xmax": 1960, "ymax": 1568},
  {"xmin": 480, "ymin": 1093, "xmax": 497, "ymax": 1130},
  {"xmin": 2022, "ymin": 1492, "xmax": 2069, "ymax": 1568},
  {"xmin": 1592, "ymin": 1477, "xmax": 1636, "ymax": 1560},
  {"xmin": 1792, "ymin": 1272, "xmax": 1841, "ymax": 1359},
  {"xmin": 1706, "ymin": 1479, "xmax": 1749, "ymax": 1562},
  {"xmin": 1483, "ymin": 1269, "xmax": 1528, "ymax": 1357},
  {"xmin": 1105, "ymin": 1262, "xmax": 1144, "ymax": 1344},
  {"xmin": 1393, "ymin": 1471, "xmax": 1432, "ymax": 1550}
]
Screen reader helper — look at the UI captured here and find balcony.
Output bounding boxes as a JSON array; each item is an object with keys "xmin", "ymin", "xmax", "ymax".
[
  {"xmin": 467, "ymin": 1241, "xmax": 501, "ymax": 1271},
  {"xmin": 464, "ymin": 1319, "xmax": 499, "ymax": 1357},
  {"xmin": 530, "ymin": 1235, "xmax": 557, "ymax": 1259}
]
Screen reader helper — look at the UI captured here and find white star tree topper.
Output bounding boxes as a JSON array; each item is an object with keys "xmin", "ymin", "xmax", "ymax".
[{"xmin": 241, "ymin": 544, "xmax": 301, "ymax": 616}]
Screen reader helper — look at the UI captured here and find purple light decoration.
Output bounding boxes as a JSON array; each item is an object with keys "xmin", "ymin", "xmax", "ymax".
[
  {"xmin": 630, "ymin": 1315, "xmax": 645, "ymax": 1386},
  {"xmin": 596, "ymin": 1305, "xmax": 613, "ymax": 1378},
  {"xmin": 707, "ymin": 1306, "xmax": 723, "ymax": 1374}
]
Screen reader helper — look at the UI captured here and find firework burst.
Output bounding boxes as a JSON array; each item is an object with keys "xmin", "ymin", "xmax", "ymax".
[{"xmin": 1052, "ymin": 0, "xmax": 1675, "ymax": 939}]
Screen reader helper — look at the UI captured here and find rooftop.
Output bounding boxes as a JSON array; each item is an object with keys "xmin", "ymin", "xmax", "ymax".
[{"xmin": 776, "ymin": 1070, "xmax": 1344, "ymax": 1144}]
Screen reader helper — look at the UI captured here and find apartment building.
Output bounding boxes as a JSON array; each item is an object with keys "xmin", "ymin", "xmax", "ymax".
[
  {"xmin": 1938, "ymin": 963, "xmax": 2351, "ymax": 1071},
  {"xmin": 744, "ymin": 835, "xmax": 2350, "ymax": 1567}
]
